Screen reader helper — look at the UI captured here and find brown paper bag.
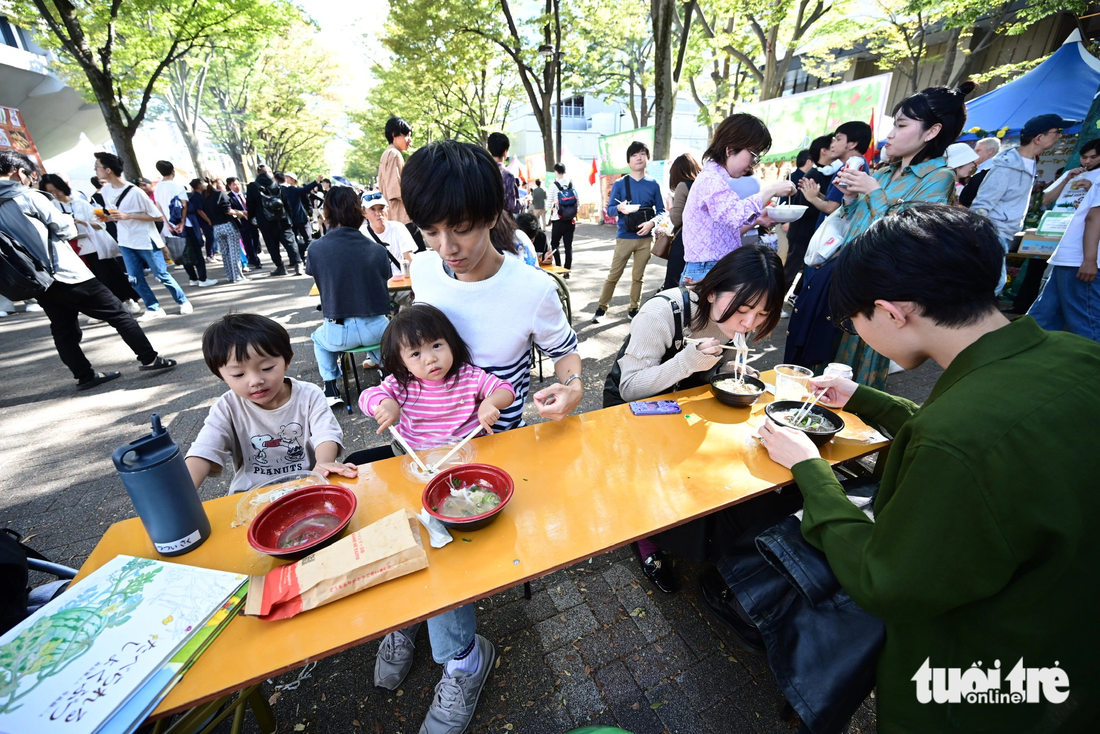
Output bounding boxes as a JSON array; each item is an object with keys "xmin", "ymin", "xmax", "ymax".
[{"xmin": 245, "ymin": 509, "xmax": 428, "ymax": 621}]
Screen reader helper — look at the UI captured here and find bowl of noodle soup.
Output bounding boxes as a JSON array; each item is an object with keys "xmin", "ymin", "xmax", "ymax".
[{"xmin": 422, "ymin": 464, "xmax": 514, "ymax": 530}]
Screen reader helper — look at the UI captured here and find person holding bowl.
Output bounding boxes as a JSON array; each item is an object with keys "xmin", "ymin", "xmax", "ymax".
[{"xmin": 757, "ymin": 204, "xmax": 1099, "ymax": 732}]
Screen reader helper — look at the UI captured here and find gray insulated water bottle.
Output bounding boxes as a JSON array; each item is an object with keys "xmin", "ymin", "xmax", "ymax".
[{"xmin": 113, "ymin": 413, "xmax": 211, "ymax": 556}]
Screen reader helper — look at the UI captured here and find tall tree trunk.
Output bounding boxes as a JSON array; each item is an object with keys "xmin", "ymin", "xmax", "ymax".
[
  {"xmin": 98, "ymin": 99, "xmax": 143, "ymax": 180},
  {"xmin": 169, "ymin": 105, "xmax": 206, "ymax": 177},
  {"xmin": 651, "ymin": 0, "xmax": 676, "ymax": 160},
  {"xmin": 937, "ymin": 27, "xmax": 961, "ymax": 87}
]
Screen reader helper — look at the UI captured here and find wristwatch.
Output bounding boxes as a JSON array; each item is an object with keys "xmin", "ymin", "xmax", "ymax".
[{"xmin": 562, "ymin": 373, "xmax": 582, "ymax": 388}]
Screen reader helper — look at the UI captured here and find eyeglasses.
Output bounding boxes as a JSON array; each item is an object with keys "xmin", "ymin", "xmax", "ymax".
[
  {"xmin": 838, "ymin": 317, "xmax": 858, "ymax": 336},
  {"xmin": 750, "ymin": 151, "xmax": 763, "ymax": 167}
]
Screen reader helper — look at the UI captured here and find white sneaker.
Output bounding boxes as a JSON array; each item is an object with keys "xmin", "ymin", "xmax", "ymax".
[
  {"xmin": 0, "ymin": 311, "xmax": 8, "ymax": 317},
  {"xmin": 125, "ymin": 300, "xmax": 144, "ymax": 315},
  {"xmin": 137, "ymin": 308, "xmax": 167, "ymax": 322},
  {"xmin": 780, "ymin": 309, "xmax": 791, "ymax": 319},
  {"xmin": 179, "ymin": 301, "xmax": 194, "ymax": 315},
  {"xmin": 24, "ymin": 303, "xmax": 43, "ymax": 312},
  {"xmin": 189, "ymin": 280, "xmax": 201, "ymax": 286},
  {"xmin": 86, "ymin": 317, "xmax": 104, "ymax": 325},
  {"xmin": 198, "ymin": 278, "xmax": 218, "ymax": 287}
]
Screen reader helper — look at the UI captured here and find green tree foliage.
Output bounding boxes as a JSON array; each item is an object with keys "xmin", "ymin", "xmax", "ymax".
[
  {"xmin": 9, "ymin": 0, "xmax": 291, "ymax": 177},
  {"xmin": 570, "ymin": 0, "xmax": 655, "ymax": 128},
  {"xmin": 201, "ymin": 23, "xmax": 344, "ymax": 182}
]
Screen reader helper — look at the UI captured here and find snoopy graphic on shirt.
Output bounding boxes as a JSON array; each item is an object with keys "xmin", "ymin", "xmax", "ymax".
[{"xmin": 248, "ymin": 422, "xmax": 306, "ymax": 476}]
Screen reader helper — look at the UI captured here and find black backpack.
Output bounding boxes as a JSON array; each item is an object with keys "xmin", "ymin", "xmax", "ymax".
[
  {"xmin": 259, "ymin": 180, "xmax": 287, "ymax": 221},
  {"xmin": 604, "ymin": 287, "xmax": 712, "ymax": 407},
  {"xmin": 0, "ymin": 194, "xmax": 57, "ymax": 301}
]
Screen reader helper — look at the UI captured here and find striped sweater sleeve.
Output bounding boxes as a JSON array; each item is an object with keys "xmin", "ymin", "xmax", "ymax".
[{"xmin": 360, "ymin": 375, "xmax": 403, "ymax": 416}]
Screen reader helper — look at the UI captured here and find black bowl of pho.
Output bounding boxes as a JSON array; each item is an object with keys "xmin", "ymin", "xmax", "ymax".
[
  {"xmin": 764, "ymin": 400, "xmax": 845, "ymax": 447},
  {"xmin": 709, "ymin": 373, "xmax": 767, "ymax": 407}
]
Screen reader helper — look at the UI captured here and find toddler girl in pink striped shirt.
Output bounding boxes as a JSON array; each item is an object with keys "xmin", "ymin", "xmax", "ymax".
[{"xmin": 360, "ymin": 304, "xmax": 515, "ymax": 449}]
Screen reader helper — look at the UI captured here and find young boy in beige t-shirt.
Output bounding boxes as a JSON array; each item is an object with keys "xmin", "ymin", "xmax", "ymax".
[{"xmin": 186, "ymin": 313, "xmax": 358, "ymax": 494}]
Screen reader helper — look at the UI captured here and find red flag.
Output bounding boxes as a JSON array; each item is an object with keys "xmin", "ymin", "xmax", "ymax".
[
  {"xmin": 864, "ymin": 107, "xmax": 876, "ymax": 165},
  {"xmin": 589, "ymin": 158, "xmax": 598, "ymax": 186}
]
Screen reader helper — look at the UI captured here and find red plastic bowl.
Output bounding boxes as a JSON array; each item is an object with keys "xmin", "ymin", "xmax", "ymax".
[
  {"xmin": 247, "ymin": 484, "xmax": 358, "ymax": 560},
  {"xmin": 422, "ymin": 464, "xmax": 514, "ymax": 530}
]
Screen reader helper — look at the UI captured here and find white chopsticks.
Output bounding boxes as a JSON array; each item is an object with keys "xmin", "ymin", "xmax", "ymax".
[
  {"xmin": 389, "ymin": 427, "xmax": 431, "ymax": 474},
  {"xmin": 793, "ymin": 389, "xmax": 826, "ymax": 423},
  {"xmin": 429, "ymin": 424, "xmax": 483, "ymax": 473}
]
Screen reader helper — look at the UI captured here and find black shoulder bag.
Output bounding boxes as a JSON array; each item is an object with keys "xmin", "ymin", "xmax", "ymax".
[{"xmin": 622, "ymin": 176, "xmax": 657, "ymax": 235}]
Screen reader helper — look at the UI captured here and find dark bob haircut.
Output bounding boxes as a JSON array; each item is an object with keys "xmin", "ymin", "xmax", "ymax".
[
  {"xmin": 385, "ymin": 116, "xmax": 412, "ymax": 143},
  {"xmin": 703, "ymin": 113, "xmax": 772, "ymax": 165},
  {"xmin": 691, "ymin": 244, "xmax": 784, "ymax": 341},
  {"xmin": 810, "ymin": 134, "xmax": 834, "ymax": 166},
  {"xmin": 668, "ymin": 153, "xmax": 701, "ymax": 191},
  {"xmin": 324, "ymin": 186, "xmax": 366, "ymax": 229},
  {"xmin": 1080, "ymin": 139, "xmax": 1100, "ymax": 158},
  {"xmin": 830, "ymin": 203, "xmax": 1001, "ymax": 328},
  {"xmin": 201, "ymin": 313, "xmax": 294, "ymax": 378},
  {"xmin": 380, "ymin": 304, "xmax": 472, "ymax": 400},
  {"xmin": 626, "ymin": 141, "xmax": 650, "ymax": 162},
  {"xmin": 891, "ymin": 81, "xmax": 976, "ymax": 166},
  {"xmin": 402, "ymin": 139, "xmax": 518, "ymax": 255},
  {"xmin": 834, "ymin": 121, "xmax": 873, "ymax": 154},
  {"xmin": 94, "ymin": 151, "xmax": 124, "ymax": 177},
  {"xmin": 39, "ymin": 173, "xmax": 71, "ymax": 197},
  {"xmin": 487, "ymin": 132, "xmax": 510, "ymax": 159}
]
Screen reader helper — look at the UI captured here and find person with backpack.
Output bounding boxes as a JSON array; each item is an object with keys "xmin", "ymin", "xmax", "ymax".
[
  {"xmin": 245, "ymin": 165, "xmax": 301, "ymax": 276},
  {"xmin": 93, "ymin": 152, "xmax": 192, "ymax": 321},
  {"xmin": 549, "ymin": 163, "xmax": 577, "ymax": 276},
  {"xmin": 602, "ymin": 245, "xmax": 789, "ymax": 594},
  {"xmin": 0, "ymin": 150, "xmax": 176, "ymax": 389}
]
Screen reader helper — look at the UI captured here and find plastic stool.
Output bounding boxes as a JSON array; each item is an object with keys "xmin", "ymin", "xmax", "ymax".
[{"xmin": 339, "ymin": 344, "xmax": 381, "ymax": 414}]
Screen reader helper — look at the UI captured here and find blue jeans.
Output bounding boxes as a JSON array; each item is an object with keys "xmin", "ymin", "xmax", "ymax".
[
  {"xmin": 680, "ymin": 260, "xmax": 719, "ymax": 285},
  {"xmin": 119, "ymin": 246, "xmax": 187, "ymax": 310},
  {"xmin": 1028, "ymin": 264, "xmax": 1100, "ymax": 341},
  {"xmin": 422, "ymin": 604, "xmax": 476, "ymax": 663},
  {"xmin": 311, "ymin": 315, "xmax": 389, "ymax": 381},
  {"xmin": 995, "ymin": 236, "xmax": 1011, "ymax": 295}
]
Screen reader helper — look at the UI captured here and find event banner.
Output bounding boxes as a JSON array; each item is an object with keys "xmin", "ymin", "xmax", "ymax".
[
  {"xmin": 736, "ymin": 74, "xmax": 892, "ymax": 163},
  {"xmin": 0, "ymin": 106, "xmax": 45, "ymax": 172},
  {"xmin": 598, "ymin": 126, "xmax": 655, "ymax": 175}
]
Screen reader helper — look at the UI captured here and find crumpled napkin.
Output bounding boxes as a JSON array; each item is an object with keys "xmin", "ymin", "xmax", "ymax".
[{"xmin": 416, "ymin": 509, "xmax": 453, "ymax": 548}]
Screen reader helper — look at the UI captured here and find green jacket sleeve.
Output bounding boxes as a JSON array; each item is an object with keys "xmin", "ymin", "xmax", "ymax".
[
  {"xmin": 844, "ymin": 384, "xmax": 919, "ymax": 436},
  {"xmin": 793, "ymin": 446, "xmax": 1017, "ymax": 623}
]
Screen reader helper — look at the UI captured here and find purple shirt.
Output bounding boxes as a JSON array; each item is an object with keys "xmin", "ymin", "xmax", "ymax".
[{"xmin": 682, "ymin": 161, "xmax": 763, "ymax": 263}]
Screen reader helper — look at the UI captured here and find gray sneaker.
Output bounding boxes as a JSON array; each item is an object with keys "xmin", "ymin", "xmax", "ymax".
[
  {"xmin": 374, "ymin": 623, "xmax": 420, "ymax": 690},
  {"xmin": 419, "ymin": 635, "xmax": 495, "ymax": 734}
]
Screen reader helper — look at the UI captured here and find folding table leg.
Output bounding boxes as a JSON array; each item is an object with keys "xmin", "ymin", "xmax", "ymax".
[
  {"xmin": 340, "ymin": 353, "xmax": 353, "ymax": 414},
  {"xmin": 524, "ymin": 581, "xmax": 532, "ymax": 600}
]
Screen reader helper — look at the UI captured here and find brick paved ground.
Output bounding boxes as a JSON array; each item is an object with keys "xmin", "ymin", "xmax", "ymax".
[{"xmin": 0, "ymin": 224, "xmax": 942, "ymax": 734}]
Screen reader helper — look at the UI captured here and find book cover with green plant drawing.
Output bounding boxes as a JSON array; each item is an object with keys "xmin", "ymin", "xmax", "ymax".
[{"xmin": 0, "ymin": 555, "xmax": 245, "ymax": 734}]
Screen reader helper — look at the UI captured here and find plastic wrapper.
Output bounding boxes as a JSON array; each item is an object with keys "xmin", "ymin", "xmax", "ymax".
[{"xmin": 232, "ymin": 471, "xmax": 327, "ymax": 528}]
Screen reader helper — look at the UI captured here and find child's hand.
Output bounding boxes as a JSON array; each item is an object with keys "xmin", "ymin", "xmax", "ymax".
[
  {"xmin": 372, "ymin": 399, "xmax": 401, "ymax": 434},
  {"xmin": 477, "ymin": 401, "xmax": 500, "ymax": 434},
  {"xmin": 317, "ymin": 461, "xmax": 358, "ymax": 479}
]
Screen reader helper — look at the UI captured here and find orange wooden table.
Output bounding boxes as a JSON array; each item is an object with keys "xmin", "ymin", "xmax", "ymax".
[
  {"xmin": 539, "ymin": 262, "xmax": 570, "ymax": 275},
  {"xmin": 75, "ymin": 374, "xmax": 888, "ymax": 718},
  {"xmin": 308, "ymin": 276, "xmax": 410, "ymax": 298}
]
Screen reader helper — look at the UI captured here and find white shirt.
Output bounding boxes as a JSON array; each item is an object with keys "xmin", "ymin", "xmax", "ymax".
[
  {"xmin": 409, "ymin": 254, "xmax": 578, "ymax": 431},
  {"xmin": 360, "ymin": 219, "xmax": 416, "ymax": 275},
  {"xmin": 153, "ymin": 178, "xmax": 187, "ymax": 238},
  {"xmin": 56, "ymin": 197, "xmax": 117, "ymax": 259},
  {"xmin": 1048, "ymin": 183, "xmax": 1100, "ymax": 268},
  {"xmin": 1044, "ymin": 168, "xmax": 1100, "ymax": 211},
  {"xmin": 549, "ymin": 178, "xmax": 574, "ymax": 221},
  {"xmin": 101, "ymin": 182, "xmax": 164, "ymax": 251}
]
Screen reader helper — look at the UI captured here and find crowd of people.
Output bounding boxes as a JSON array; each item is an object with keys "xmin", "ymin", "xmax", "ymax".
[{"xmin": 2, "ymin": 79, "xmax": 1098, "ymax": 732}]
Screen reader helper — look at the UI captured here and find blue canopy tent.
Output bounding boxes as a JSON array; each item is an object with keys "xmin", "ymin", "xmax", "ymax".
[{"xmin": 958, "ymin": 30, "xmax": 1100, "ymax": 141}]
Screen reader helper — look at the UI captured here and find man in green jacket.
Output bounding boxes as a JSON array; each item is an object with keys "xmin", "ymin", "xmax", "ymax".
[{"xmin": 759, "ymin": 204, "xmax": 1099, "ymax": 733}]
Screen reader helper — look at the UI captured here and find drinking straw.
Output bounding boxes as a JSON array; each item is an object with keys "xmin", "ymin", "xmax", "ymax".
[
  {"xmin": 389, "ymin": 427, "xmax": 431, "ymax": 473},
  {"xmin": 429, "ymin": 424, "xmax": 483, "ymax": 473}
]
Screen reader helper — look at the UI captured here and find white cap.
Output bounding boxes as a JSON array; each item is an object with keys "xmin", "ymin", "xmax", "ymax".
[
  {"xmin": 945, "ymin": 143, "xmax": 979, "ymax": 169},
  {"xmin": 284, "ymin": 172, "xmax": 298, "ymax": 182}
]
